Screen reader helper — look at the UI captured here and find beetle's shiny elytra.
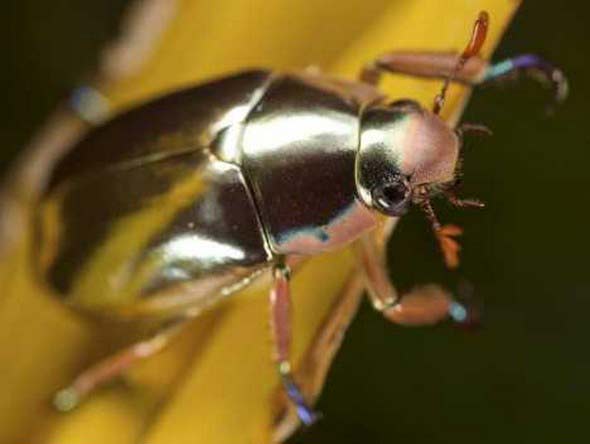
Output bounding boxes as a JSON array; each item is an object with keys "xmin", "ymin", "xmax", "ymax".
[
  {"xmin": 36, "ymin": 11, "xmax": 567, "ymax": 436},
  {"xmin": 39, "ymin": 71, "xmax": 386, "ymax": 316}
]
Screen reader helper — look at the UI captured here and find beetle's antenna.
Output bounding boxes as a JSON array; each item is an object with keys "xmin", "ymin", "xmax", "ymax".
[
  {"xmin": 415, "ymin": 186, "xmax": 463, "ymax": 269},
  {"xmin": 433, "ymin": 11, "xmax": 489, "ymax": 115}
]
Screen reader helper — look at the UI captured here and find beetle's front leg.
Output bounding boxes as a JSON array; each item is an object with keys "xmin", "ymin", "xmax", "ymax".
[
  {"xmin": 360, "ymin": 51, "xmax": 567, "ymax": 104},
  {"xmin": 355, "ymin": 232, "xmax": 399, "ymax": 311},
  {"xmin": 269, "ymin": 262, "xmax": 319, "ymax": 426},
  {"xmin": 360, "ymin": 52, "xmax": 487, "ymax": 87},
  {"xmin": 355, "ymin": 233, "xmax": 469, "ymax": 326}
]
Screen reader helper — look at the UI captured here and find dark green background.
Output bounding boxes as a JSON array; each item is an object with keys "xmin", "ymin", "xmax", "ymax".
[{"xmin": 1, "ymin": 1, "xmax": 588, "ymax": 443}]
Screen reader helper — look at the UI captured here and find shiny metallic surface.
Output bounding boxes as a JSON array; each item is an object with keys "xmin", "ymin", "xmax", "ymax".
[
  {"xmin": 38, "ymin": 149, "xmax": 271, "ymax": 318},
  {"xmin": 38, "ymin": 71, "xmax": 275, "ymax": 318},
  {"xmin": 36, "ymin": 69, "xmax": 396, "ymax": 318},
  {"xmin": 46, "ymin": 70, "xmax": 272, "ymax": 192},
  {"xmin": 240, "ymin": 72, "xmax": 380, "ymax": 255}
]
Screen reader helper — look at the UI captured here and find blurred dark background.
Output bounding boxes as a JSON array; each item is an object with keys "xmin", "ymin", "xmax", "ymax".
[{"xmin": 1, "ymin": 1, "xmax": 588, "ymax": 443}]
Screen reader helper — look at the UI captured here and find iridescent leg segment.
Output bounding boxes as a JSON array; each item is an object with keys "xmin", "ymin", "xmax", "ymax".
[
  {"xmin": 69, "ymin": 85, "xmax": 111, "ymax": 125},
  {"xmin": 272, "ymin": 273, "xmax": 365, "ymax": 443},
  {"xmin": 270, "ymin": 263, "xmax": 318, "ymax": 426},
  {"xmin": 360, "ymin": 52, "xmax": 567, "ymax": 105},
  {"xmin": 483, "ymin": 54, "xmax": 568, "ymax": 103},
  {"xmin": 280, "ymin": 372, "xmax": 318, "ymax": 426}
]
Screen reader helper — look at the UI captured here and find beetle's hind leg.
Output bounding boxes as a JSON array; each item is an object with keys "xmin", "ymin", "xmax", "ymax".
[
  {"xmin": 269, "ymin": 262, "xmax": 320, "ymax": 428},
  {"xmin": 53, "ymin": 318, "xmax": 189, "ymax": 412}
]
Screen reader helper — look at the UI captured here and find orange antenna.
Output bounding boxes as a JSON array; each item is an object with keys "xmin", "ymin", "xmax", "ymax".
[{"xmin": 433, "ymin": 11, "xmax": 489, "ymax": 115}]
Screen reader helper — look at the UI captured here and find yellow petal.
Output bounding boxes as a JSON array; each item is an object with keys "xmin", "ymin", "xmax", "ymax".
[{"xmin": 0, "ymin": 1, "xmax": 520, "ymax": 443}]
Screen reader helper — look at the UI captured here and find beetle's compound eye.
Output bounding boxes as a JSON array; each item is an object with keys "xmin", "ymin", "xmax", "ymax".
[{"xmin": 371, "ymin": 175, "xmax": 412, "ymax": 217}]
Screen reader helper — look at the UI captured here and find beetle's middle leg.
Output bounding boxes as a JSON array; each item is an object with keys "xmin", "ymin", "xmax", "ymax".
[
  {"xmin": 269, "ymin": 261, "xmax": 319, "ymax": 427},
  {"xmin": 272, "ymin": 271, "xmax": 366, "ymax": 442},
  {"xmin": 360, "ymin": 51, "xmax": 567, "ymax": 103},
  {"xmin": 272, "ymin": 229, "xmax": 472, "ymax": 442},
  {"xmin": 53, "ymin": 318, "xmax": 189, "ymax": 412}
]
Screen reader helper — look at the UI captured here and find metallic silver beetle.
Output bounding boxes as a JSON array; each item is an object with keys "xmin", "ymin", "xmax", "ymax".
[{"xmin": 35, "ymin": 12, "xmax": 566, "ymax": 437}]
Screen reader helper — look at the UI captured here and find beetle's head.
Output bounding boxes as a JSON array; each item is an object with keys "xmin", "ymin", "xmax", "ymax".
[
  {"xmin": 355, "ymin": 100, "xmax": 489, "ymax": 268},
  {"xmin": 356, "ymin": 100, "xmax": 461, "ymax": 218},
  {"xmin": 355, "ymin": 11, "xmax": 491, "ymax": 269}
]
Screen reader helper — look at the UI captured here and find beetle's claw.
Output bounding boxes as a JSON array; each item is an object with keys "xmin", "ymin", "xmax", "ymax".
[
  {"xmin": 550, "ymin": 67, "xmax": 569, "ymax": 104},
  {"xmin": 449, "ymin": 279, "xmax": 482, "ymax": 329},
  {"xmin": 484, "ymin": 54, "xmax": 569, "ymax": 110},
  {"xmin": 543, "ymin": 68, "xmax": 569, "ymax": 115},
  {"xmin": 456, "ymin": 122, "xmax": 493, "ymax": 139}
]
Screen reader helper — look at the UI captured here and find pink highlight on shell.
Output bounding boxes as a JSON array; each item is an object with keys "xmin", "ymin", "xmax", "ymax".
[{"xmin": 276, "ymin": 200, "xmax": 379, "ymax": 255}]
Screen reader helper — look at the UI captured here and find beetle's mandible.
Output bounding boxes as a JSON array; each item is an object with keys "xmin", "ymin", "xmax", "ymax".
[{"xmin": 34, "ymin": 11, "xmax": 567, "ymax": 439}]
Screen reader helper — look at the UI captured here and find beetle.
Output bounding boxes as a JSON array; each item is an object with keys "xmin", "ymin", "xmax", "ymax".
[{"xmin": 34, "ymin": 11, "xmax": 566, "ymax": 437}]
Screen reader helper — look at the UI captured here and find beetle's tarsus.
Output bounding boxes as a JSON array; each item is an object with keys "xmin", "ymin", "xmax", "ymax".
[
  {"xmin": 449, "ymin": 279, "xmax": 482, "ymax": 329},
  {"xmin": 483, "ymin": 54, "xmax": 569, "ymax": 106},
  {"xmin": 448, "ymin": 299, "xmax": 481, "ymax": 328},
  {"xmin": 448, "ymin": 300, "xmax": 470, "ymax": 323},
  {"xmin": 270, "ymin": 265, "xmax": 320, "ymax": 427},
  {"xmin": 271, "ymin": 274, "xmax": 364, "ymax": 443},
  {"xmin": 280, "ymin": 371, "xmax": 320, "ymax": 426},
  {"xmin": 53, "ymin": 387, "xmax": 80, "ymax": 412},
  {"xmin": 69, "ymin": 85, "xmax": 111, "ymax": 125}
]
